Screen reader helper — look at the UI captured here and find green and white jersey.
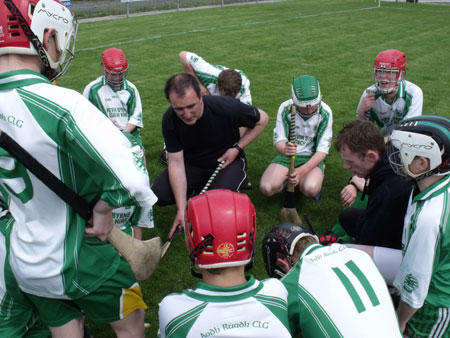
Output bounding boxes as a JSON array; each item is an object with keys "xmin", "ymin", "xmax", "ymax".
[
  {"xmin": 113, "ymin": 206, "xmax": 137, "ymax": 236},
  {"xmin": 393, "ymin": 175, "xmax": 450, "ymax": 309},
  {"xmin": 273, "ymin": 99, "xmax": 333, "ymax": 156},
  {"xmin": 158, "ymin": 275, "xmax": 292, "ymax": 337},
  {"xmin": 356, "ymin": 80, "xmax": 423, "ymax": 135},
  {"xmin": 0, "ymin": 70, "xmax": 157, "ymax": 299},
  {"xmin": 83, "ymin": 76, "xmax": 143, "ymax": 131},
  {"xmin": 185, "ymin": 52, "xmax": 252, "ymax": 105},
  {"xmin": 282, "ymin": 243, "xmax": 402, "ymax": 338}
]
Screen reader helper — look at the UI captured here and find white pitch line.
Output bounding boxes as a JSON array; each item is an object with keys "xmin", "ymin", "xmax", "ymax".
[{"xmin": 76, "ymin": 6, "xmax": 379, "ymax": 52}]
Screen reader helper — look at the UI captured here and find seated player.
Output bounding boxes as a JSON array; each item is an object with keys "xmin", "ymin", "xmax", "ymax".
[
  {"xmin": 158, "ymin": 190, "xmax": 292, "ymax": 337},
  {"xmin": 259, "ymin": 75, "xmax": 332, "ymax": 199}
]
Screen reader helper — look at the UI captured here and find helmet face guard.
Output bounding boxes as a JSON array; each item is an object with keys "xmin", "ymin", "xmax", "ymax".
[
  {"xmin": 373, "ymin": 49, "xmax": 406, "ymax": 95},
  {"xmin": 262, "ymin": 223, "xmax": 319, "ymax": 279},
  {"xmin": 102, "ymin": 48, "xmax": 128, "ymax": 87},
  {"xmin": 291, "ymin": 75, "xmax": 322, "ymax": 115},
  {"xmin": 1, "ymin": 0, "xmax": 77, "ymax": 81},
  {"xmin": 185, "ymin": 190, "xmax": 256, "ymax": 276},
  {"xmin": 388, "ymin": 116, "xmax": 450, "ymax": 181}
]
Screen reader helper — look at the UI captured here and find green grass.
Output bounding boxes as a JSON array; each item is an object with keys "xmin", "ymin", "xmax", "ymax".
[{"xmin": 56, "ymin": 0, "xmax": 450, "ymax": 335}]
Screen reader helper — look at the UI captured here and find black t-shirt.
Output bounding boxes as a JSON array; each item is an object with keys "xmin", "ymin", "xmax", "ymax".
[{"xmin": 162, "ymin": 95, "xmax": 260, "ymax": 168}]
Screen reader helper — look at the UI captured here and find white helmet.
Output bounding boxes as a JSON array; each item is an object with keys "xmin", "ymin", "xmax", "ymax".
[
  {"xmin": 0, "ymin": 0, "xmax": 77, "ymax": 80},
  {"xmin": 291, "ymin": 75, "xmax": 322, "ymax": 108},
  {"xmin": 389, "ymin": 116, "xmax": 450, "ymax": 181}
]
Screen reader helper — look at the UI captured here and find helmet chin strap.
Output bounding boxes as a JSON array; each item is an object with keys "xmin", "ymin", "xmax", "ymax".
[
  {"xmin": 190, "ymin": 233, "xmax": 215, "ymax": 278},
  {"xmin": 295, "ymin": 104, "xmax": 320, "ymax": 119},
  {"xmin": 4, "ymin": 0, "xmax": 55, "ymax": 80}
]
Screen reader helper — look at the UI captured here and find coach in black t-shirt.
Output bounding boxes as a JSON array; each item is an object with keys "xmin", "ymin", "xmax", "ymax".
[{"xmin": 152, "ymin": 73, "xmax": 268, "ymax": 237}]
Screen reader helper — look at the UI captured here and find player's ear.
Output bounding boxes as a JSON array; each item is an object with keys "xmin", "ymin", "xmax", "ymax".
[
  {"xmin": 412, "ymin": 156, "xmax": 431, "ymax": 173},
  {"xmin": 42, "ymin": 28, "xmax": 59, "ymax": 63},
  {"xmin": 365, "ymin": 150, "xmax": 379, "ymax": 163}
]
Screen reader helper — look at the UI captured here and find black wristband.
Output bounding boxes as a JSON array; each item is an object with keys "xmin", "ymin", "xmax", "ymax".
[
  {"xmin": 233, "ymin": 142, "xmax": 244, "ymax": 154},
  {"xmin": 348, "ymin": 181, "xmax": 358, "ymax": 189}
]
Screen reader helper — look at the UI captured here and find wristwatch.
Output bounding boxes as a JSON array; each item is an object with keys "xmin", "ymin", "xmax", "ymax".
[{"xmin": 233, "ymin": 142, "xmax": 244, "ymax": 154}]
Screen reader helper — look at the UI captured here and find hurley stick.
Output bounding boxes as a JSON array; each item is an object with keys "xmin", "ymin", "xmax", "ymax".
[
  {"xmin": 280, "ymin": 105, "xmax": 302, "ymax": 224},
  {"xmin": 0, "ymin": 130, "xmax": 161, "ymax": 281}
]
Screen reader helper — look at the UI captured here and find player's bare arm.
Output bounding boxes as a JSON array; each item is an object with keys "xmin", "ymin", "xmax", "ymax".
[
  {"xmin": 85, "ymin": 200, "xmax": 115, "ymax": 241},
  {"xmin": 123, "ymin": 123, "xmax": 137, "ymax": 133},
  {"xmin": 179, "ymin": 51, "xmax": 209, "ymax": 96},
  {"xmin": 357, "ymin": 92, "xmax": 376, "ymax": 119},
  {"xmin": 288, "ymin": 151, "xmax": 326, "ymax": 186},
  {"xmin": 275, "ymin": 141, "xmax": 297, "ymax": 157},
  {"xmin": 167, "ymin": 150, "xmax": 187, "ymax": 238},
  {"xmin": 397, "ymin": 300, "xmax": 419, "ymax": 333}
]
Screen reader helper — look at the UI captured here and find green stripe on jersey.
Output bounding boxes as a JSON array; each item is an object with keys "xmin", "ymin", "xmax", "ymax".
[
  {"xmin": 332, "ymin": 266, "xmax": 366, "ymax": 313},
  {"xmin": 298, "ymin": 284, "xmax": 343, "ymax": 337},
  {"xmin": 165, "ymin": 302, "xmax": 208, "ymax": 338},
  {"xmin": 195, "ymin": 71, "xmax": 219, "ymax": 87},
  {"xmin": 254, "ymin": 294, "xmax": 290, "ymax": 330},
  {"xmin": 16, "ymin": 87, "xmax": 136, "ymax": 207},
  {"xmin": 345, "ymin": 260, "xmax": 380, "ymax": 307}
]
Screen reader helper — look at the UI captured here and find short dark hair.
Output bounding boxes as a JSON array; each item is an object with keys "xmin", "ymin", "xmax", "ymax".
[
  {"xmin": 334, "ymin": 120, "xmax": 385, "ymax": 157},
  {"xmin": 217, "ymin": 69, "xmax": 242, "ymax": 98},
  {"xmin": 164, "ymin": 73, "xmax": 201, "ymax": 101}
]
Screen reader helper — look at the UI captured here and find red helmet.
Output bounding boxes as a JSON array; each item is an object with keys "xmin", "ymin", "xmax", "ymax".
[
  {"xmin": 373, "ymin": 49, "xmax": 407, "ymax": 94},
  {"xmin": 0, "ymin": 0, "xmax": 77, "ymax": 80},
  {"xmin": 185, "ymin": 189, "xmax": 256, "ymax": 271},
  {"xmin": 102, "ymin": 48, "xmax": 128, "ymax": 87}
]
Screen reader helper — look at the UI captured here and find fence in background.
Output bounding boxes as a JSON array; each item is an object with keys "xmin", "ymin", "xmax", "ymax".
[{"xmin": 67, "ymin": 0, "xmax": 268, "ymax": 18}]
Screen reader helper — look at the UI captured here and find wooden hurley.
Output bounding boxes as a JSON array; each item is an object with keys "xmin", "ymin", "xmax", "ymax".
[{"xmin": 280, "ymin": 105, "xmax": 302, "ymax": 224}]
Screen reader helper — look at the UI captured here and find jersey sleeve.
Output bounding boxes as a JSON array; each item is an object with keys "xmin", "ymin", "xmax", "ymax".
[
  {"xmin": 126, "ymin": 82, "xmax": 144, "ymax": 129},
  {"xmin": 315, "ymin": 103, "xmax": 333, "ymax": 154},
  {"xmin": 403, "ymin": 83, "xmax": 423, "ymax": 120},
  {"xmin": 273, "ymin": 100, "xmax": 291, "ymax": 146},
  {"xmin": 237, "ymin": 71, "xmax": 252, "ymax": 105},
  {"xmin": 186, "ymin": 52, "xmax": 222, "ymax": 87},
  {"xmin": 63, "ymin": 90, "xmax": 156, "ymax": 209},
  {"xmin": 82, "ymin": 83, "xmax": 91, "ymax": 99},
  {"xmin": 394, "ymin": 205, "xmax": 440, "ymax": 308}
]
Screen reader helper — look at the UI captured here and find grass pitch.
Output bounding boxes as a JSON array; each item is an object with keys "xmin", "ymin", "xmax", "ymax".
[{"xmin": 57, "ymin": 0, "xmax": 450, "ymax": 335}]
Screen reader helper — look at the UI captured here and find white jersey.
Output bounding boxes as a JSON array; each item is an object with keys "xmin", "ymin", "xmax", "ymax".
[
  {"xmin": 273, "ymin": 99, "xmax": 333, "ymax": 156},
  {"xmin": 158, "ymin": 275, "xmax": 292, "ymax": 337},
  {"xmin": 185, "ymin": 52, "xmax": 252, "ymax": 105},
  {"xmin": 83, "ymin": 76, "xmax": 143, "ymax": 131},
  {"xmin": 356, "ymin": 80, "xmax": 423, "ymax": 135},
  {"xmin": 0, "ymin": 70, "xmax": 157, "ymax": 299},
  {"xmin": 282, "ymin": 243, "xmax": 402, "ymax": 337},
  {"xmin": 394, "ymin": 175, "xmax": 450, "ymax": 309}
]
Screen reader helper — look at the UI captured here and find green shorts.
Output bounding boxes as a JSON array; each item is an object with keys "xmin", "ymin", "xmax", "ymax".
[
  {"xmin": 271, "ymin": 154, "xmax": 325, "ymax": 173},
  {"xmin": 0, "ymin": 216, "xmax": 51, "ymax": 338},
  {"xmin": 405, "ymin": 302, "xmax": 450, "ymax": 337},
  {"xmin": 26, "ymin": 257, "xmax": 147, "ymax": 327}
]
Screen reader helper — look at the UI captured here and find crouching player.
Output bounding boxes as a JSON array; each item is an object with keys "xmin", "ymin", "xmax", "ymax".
[
  {"xmin": 353, "ymin": 116, "xmax": 450, "ymax": 336},
  {"xmin": 158, "ymin": 190, "xmax": 292, "ymax": 337},
  {"xmin": 262, "ymin": 223, "xmax": 402, "ymax": 337}
]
